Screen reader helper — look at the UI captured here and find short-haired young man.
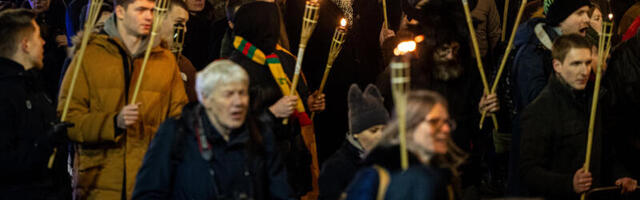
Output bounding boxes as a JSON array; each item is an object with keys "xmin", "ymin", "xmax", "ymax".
[
  {"xmin": 0, "ymin": 8, "xmax": 70, "ymax": 199},
  {"xmin": 57, "ymin": 0, "xmax": 188, "ymax": 198},
  {"xmin": 519, "ymin": 34, "xmax": 637, "ymax": 200}
]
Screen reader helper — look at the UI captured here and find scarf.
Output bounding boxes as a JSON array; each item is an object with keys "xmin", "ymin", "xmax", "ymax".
[{"xmin": 233, "ymin": 35, "xmax": 312, "ymax": 126}]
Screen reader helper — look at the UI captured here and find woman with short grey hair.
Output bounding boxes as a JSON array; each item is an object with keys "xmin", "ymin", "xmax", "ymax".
[{"xmin": 133, "ymin": 60, "xmax": 291, "ymax": 199}]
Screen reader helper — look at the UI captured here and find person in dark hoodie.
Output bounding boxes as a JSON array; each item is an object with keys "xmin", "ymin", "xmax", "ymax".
[
  {"xmin": 228, "ymin": 1, "xmax": 326, "ymax": 197},
  {"xmin": 0, "ymin": 8, "xmax": 71, "ymax": 199},
  {"xmin": 508, "ymin": 0, "xmax": 591, "ymax": 195},
  {"xmin": 318, "ymin": 84, "xmax": 389, "ymax": 200},
  {"xmin": 344, "ymin": 90, "xmax": 467, "ymax": 200},
  {"xmin": 132, "ymin": 60, "xmax": 290, "ymax": 199}
]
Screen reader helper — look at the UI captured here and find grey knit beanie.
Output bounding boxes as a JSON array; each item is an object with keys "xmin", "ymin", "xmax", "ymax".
[{"xmin": 348, "ymin": 84, "xmax": 390, "ymax": 134}]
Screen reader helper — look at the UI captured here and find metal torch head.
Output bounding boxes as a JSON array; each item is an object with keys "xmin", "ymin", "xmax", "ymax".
[{"xmin": 171, "ymin": 23, "xmax": 186, "ymax": 54}]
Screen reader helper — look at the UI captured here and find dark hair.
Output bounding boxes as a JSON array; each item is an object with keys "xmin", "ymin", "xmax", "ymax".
[
  {"xmin": 0, "ymin": 9, "xmax": 35, "ymax": 57},
  {"xmin": 552, "ymin": 34, "xmax": 592, "ymax": 62}
]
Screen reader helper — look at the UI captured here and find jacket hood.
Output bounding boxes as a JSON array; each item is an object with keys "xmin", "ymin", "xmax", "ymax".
[
  {"xmin": 101, "ymin": 14, "xmax": 164, "ymax": 57},
  {"xmin": 514, "ymin": 18, "xmax": 547, "ymax": 47},
  {"xmin": 232, "ymin": 2, "xmax": 280, "ymax": 54}
]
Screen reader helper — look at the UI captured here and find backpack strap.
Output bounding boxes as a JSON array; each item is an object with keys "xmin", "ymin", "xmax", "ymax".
[
  {"xmin": 534, "ymin": 23, "xmax": 553, "ymax": 50},
  {"xmin": 372, "ymin": 165, "xmax": 390, "ymax": 200}
]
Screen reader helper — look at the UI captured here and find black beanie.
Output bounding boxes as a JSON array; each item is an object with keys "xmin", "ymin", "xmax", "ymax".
[
  {"xmin": 348, "ymin": 84, "xmax": 390, "ymax": 134},
  {"xmin": 546, "ymin": 0, "xmax": 590, "ymax": 26}
]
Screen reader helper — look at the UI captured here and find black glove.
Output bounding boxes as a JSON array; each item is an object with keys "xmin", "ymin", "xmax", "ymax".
[{"xmin": 47, "ymin": 121, "xmax": 74, "ymax": 145}]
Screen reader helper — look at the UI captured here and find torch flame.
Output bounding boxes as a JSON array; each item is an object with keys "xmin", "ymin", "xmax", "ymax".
[
  {"xmin": 340, "ymin": 18, "xmax": 347, "ymax": 27},
  {"xmin": 394, "ymin": 41, "xmax": 416, "ymax": 56},
  {"xmin": 608, "ymin": 13, "xmax": 613, "ymax": 21},
  {"xmin": 414, "ymin": 35, "xmax": 424, "ymax": 43}
]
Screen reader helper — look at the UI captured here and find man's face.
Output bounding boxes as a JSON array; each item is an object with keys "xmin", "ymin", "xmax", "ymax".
[
  {"xmin": 185, "ymin": 0, "xmax": 204, "ymax": 12},
  {"xmin": 116, "ymin": 0, "xmax": 154, "ymax": 37},
  {"xmin": 202, "ymin": 82, "xmax": 249, "ymax": 130},
  {"xmin": 559, "ymin": 6, "xmax": 591, "ymax": 36},
  {"xmin": 160, "ymin": 6, "xmax": 189, "ymax": 46},
  {"xmin": 554, "ymin": 48, "xmax": 592, "ymax": 90},
  {"xmin": 24, "ymin": 20, "xmax": 45, "ymax": 70},
  {"xmin": 28, "ymin": 0, "xmax": 50, "ymax": 13},
  {"xmin": 432, "ymin": 41, "xmax": 463, "ymax": 80}
]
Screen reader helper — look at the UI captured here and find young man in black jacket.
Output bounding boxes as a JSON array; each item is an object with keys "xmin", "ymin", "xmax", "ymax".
[
  {"xmin": 0, "ymin": 8, "xmax": 70, "ymax": 199},
  {"xmin": 519, "ymin": 34, "xmax": 637, "ymax": 200}
]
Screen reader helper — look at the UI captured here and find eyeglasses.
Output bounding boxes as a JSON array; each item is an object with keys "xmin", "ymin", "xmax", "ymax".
[
  {"xmin": 435, "ymin": 44, "xmax": 460, "ymax": 57},
  {"xmin": 426, "ymin": 118, "xmax": 457, "ymax": 131}
]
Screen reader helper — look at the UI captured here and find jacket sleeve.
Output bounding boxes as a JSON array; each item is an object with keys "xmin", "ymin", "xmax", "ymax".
[
  {"xmin": 0, "ymin": 96, "xmax": 52, "ymax": 175},
  {"xmin": 519, "ymin": 106, "xmax": 575, "ymax": 198},
  {"xmin": 514, "ymin": 45, "xmax": 548, "ymax": 106},
  {"xmin": 261, "ymin": 120, "xmax": 293, "ymax": 199},
  {"xmin": 57, "ymin": 50, "xmax": 118, "ymax": 144},
  {"xmin": 167, "ymin": 58, "xmax": 188, "ymax": 118},
  {"xmin": 132, "ymin": 119, "xmax": 177, "ymax": 199}
]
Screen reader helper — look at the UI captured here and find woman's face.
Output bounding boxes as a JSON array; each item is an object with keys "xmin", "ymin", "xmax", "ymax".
[
  {"xmin": 590, "ymin": 8, "xmax": 603, "ymax": 33},
  {"xmin": 412, "ymin": 103, "xmax": 452, "ymax": 154}
]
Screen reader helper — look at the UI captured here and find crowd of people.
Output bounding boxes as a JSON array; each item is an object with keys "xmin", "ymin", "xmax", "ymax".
[{"xmin": 1, "ymin": 0, "xmax": 640, "ymax": 199}]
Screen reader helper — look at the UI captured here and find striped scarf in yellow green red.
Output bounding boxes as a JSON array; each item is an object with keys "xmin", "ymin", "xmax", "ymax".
[{"xmin": 233, "ymin": 36, "xmax": 311, "ymax": 125}]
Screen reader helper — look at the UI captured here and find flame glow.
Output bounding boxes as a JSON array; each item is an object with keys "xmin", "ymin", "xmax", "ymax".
[
  {"xmin": 340, "ymin": 18, "xmax": 347, "ymax": 27},
  {"xmin": 414, "ymin": 35, "xmax": 424, "ymax": 43},
  {"xmin": 394, "ymin": 41, "xmax": 417, "ymax": 56},
  {"xmin": 608, "ymin": 13, "xmax": 613, "ymax": 20}
]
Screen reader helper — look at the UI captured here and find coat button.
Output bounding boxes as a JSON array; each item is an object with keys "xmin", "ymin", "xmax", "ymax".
[
  {"xmin": 25, "ymin": 100, "xmax": 32, "ymax": 109},
  {"xmin": 244, "ymin": 171, "xmax": 249, "ymax": 176},
  {"xmin": 209, "ymin": 169, "xmax": 215, "ymax": 176}
]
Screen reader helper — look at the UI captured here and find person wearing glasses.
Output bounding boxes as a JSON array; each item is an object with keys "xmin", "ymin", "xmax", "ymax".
[{"xmin": 343, "ymin": 90, "xmax": 467, "ymax": 200}]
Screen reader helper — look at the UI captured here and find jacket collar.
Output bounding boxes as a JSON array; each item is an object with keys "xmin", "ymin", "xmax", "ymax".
[
  {"xmin": 182, "ymin": 103, "xmax": 250, "ymax": 148},
  {"xmin": 0, "ymin": 57, "xmax": 26, "ymax": 79},
  {"xmin": 548, "ymin": 73, "xmax": 591, "ymax": 105}
]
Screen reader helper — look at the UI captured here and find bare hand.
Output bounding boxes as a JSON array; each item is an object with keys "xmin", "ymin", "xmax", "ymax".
[
  {"xmin": 478, "ymin": 93, "xmax": 500, "ymax": 114},
  {"xmin": 269, "ymin": 96, "xmax": 298, "ymax": 118},
  {"xmin": 616, "ymin": 177, "xmax": 638, "ymax": 194},
  {"xmin": 117, "ymin": 103, "xmax": 141, "ymax": 129},
  {"xmin": 573, "ymin": 168, "xmax": 593, "ymax": 193},
  {"xmin": 307, "ymin": 90, "xmax": 326, "ymax": 112},
  {"xmin": 55, "ymin": 35, "xmax": 67, "ymax": 47},
  {"xmin": 379, "ymin": 27, "xmax": 395, "ymax": 48}
]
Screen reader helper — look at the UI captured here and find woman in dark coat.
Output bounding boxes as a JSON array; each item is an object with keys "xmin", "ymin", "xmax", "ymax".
[
  {"xmin": 344, "ymin": 90, "xmax": 466, "ymax": 200},
  {"xmin": 132, "ymin": 60, "xmax": 290, "ymax": 200},
  {"xmin": 228, "ymin": 1, "xmax": 326, "ymax": 197}
]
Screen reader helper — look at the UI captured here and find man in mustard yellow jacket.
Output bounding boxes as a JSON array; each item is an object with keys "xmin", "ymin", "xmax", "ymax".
[{"xmin": 57, "ymin": 0, "xmax": 188, "ymax": 198}]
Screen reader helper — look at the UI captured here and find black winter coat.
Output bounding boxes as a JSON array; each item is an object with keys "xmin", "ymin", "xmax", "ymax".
[
  {"xmin": 229, "ymin": 50, "xmax": 313, "ymax": 197},
  {"xmin": 132, "ymin": 103, "xmax": 291, "ymax": 199},
  {"xmin": 519, "ymin": 74, "xmax": 603, "ymax": 200},
  {"xmin": 0, "ymin": 58, "xmax": 70, "ymax": 199},
  {"xmin": 318, "ymin": 140, "xmax": 362, "ymax": 200}
]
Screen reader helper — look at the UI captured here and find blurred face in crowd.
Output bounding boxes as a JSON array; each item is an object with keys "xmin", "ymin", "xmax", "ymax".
[
  {"xmin": 160, "ymin": 5, "xmax": 189, "ymax": 46},
  {"xmin": 354, "ymin": 124, "xmax": 385, "ymax": 151},
  {"xmin": 28, "ymin": 0, "xmax": 50, "ymax": 13},
  {"xmin": 590, "ymin": 8, "xmax": 602, "ymax": 34},
  {"xmin": 24, "ymin": 20, "xmax": 45, "ymax": 70},
  {"xmin": 185, "ymin": 0, "xmax": 204, "ymax": 12},
  {"xmin": 203, "ymin": 82, "xmax": 249, "ymax": 131},
  {"xmin": 413, "ymin": 103, "xmax": 452, "ymax": 155},
  {"xmin": 553, "ymin": 48, "xmax": 592, "ymax": 90},
  {"xmin": 94, "ymin": 10, "xmax": 113, "ymax": 32},
  {"xmin": 559, "ymin": 6, "xmax": 590, "ymax": 36},
  {"xmin": 433, "ymin": 41, "xmax": 462, "ymax": 81},
  {"xmin": 116, "ymin": 0, "xmax": 154, "ymax": 37}
]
